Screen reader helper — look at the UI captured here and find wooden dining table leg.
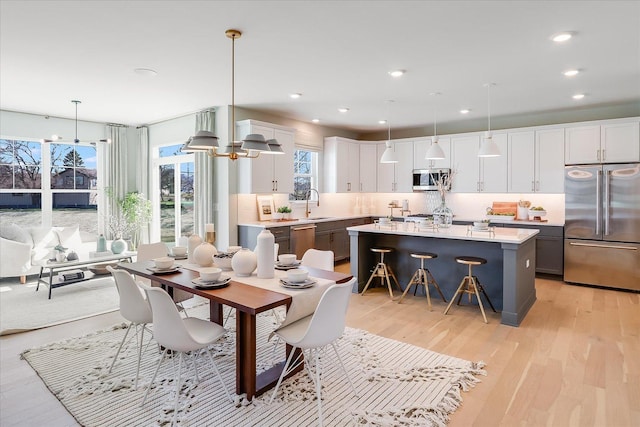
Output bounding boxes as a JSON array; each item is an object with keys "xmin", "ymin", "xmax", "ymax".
[
  {"xmin": 236, "ymin": 310, "xmax": 257, "ymax": 398},
  {"xmin": 210, "ymin": 301, "xmax": 224, "ymax": 325}
]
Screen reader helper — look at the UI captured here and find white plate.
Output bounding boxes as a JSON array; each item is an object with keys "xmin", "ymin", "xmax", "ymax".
[
  {"xmin": 276, "ymin": 260, "xmax": 301, "ymax": 268},
  {"xmin": 472, "ymin": 226, "xmax": 493, "ymax": 232},
  {"xmin": 169, "ymin": 254, "xmax": 188, "ymax": 260},
  {"xmin": 146, "ymin": 266, "xmax": 180, "ymax": 274},
  {"xmin": 192, "ymin": 276, "xmax": 231, "ymax": 289},
  {"xmin": 280, "ymin": 278, "xmax": 316, "ymax": 289}
]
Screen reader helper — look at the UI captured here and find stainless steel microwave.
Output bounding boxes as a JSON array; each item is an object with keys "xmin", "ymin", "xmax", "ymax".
[{"xmin": 412, "ymin": 168, "xmax": 451, "ymax": 191}]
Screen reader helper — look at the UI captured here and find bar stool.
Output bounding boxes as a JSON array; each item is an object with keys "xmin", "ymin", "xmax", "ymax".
[
  {"xmin": 444, "ymin": 256, "xmax": 496, "ymax": 323},
  {"xmin": 361, "ymin": 248, "xmax": 400, "ymax": 299},
  {"xmin": 398, "ymin": 252, "xmax": 447, "ymax": 310}
]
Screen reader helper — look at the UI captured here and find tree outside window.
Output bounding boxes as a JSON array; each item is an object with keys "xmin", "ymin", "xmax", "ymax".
[{"xmin": 291, "ymin": 149, "xmax": 317, "ymax": 200}]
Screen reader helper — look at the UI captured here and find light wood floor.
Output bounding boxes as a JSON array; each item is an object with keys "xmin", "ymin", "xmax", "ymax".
[{"xmin": 1, "ymin": 264, "xmax": 638, "ymax": 426}]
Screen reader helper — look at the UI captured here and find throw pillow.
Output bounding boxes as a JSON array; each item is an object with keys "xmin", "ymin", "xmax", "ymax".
[
  {"xmin": 54, "ymin": 225, "xmax": 83, "ymax": 252},
  {"xmin": 0, "ymin": 223, "xmax": 32, "ymax": 245}
]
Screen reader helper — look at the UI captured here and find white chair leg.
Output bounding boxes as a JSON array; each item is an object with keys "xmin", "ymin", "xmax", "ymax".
[
  {"xmin": 134, "ymin": 325, "xmax": 145, "ymax": 389},
  {"xmin": 331, "ymin": 342, "xmax": 357, "ymax": 397},
  {"xmin": 109, "ymin": 322, "xmax": 133, "ymax": 373},
  {"xmin": 315, "ymin": 350, "xmax": 324, "ymax": 427},
  {"xmin": 141, "ymin": 348, "xmax": 167, "ymax": 406},
  {"xmin": 172, "ymin": 353, "xmax": 184, "ymax": 427},
  {"xmin": 206, "ymin": 349, "xmax": 232, "ymax": 402},
  {"xmin": 223, "ymin": 307, "xmax": 233, "ymax": 326},
  {"xmin": 269, "ymin": 346, "xmax": 298, "ymax": 404},
  {"xmin": 176, "ymin": 302, "xmax": 189, "ymax": 317},
  {"xmin": 189, "ymin": 351, "xmax": 200, "ymax": 383}
]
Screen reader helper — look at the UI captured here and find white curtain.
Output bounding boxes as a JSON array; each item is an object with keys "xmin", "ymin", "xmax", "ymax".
[
  {"xmin": 106, "ymin": 125, "xmax": 129, "ymax": 238},
  {"xmin": 194, "ymin": 110, "xmax": 216, "ymax": 237},
  {"xmin": 136, "ymin": 126, "xmax": 150, "ymax": 244}
]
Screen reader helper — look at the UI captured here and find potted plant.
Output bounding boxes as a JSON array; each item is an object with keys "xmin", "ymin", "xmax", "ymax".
[
  {"xmin": 106, "ymin": 190, "xmax": 152, "ymax": 250},
  {"xmin": 277, "ymin": 206, "xmax": 292, "ymax": 220},
  {"xmin": 54, "ymin": 245, "xmax": 67, "ymax": 262}
]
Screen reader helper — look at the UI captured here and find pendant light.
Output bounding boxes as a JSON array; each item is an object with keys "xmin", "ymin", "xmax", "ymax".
[
  {"xmin": 41, "ymin": 100, "xmax": 111, "ymax": 144},
  {"xmin": 425, "ymin": 92, "xmax": 445, "ymax": 160},
  {"xmin": 184, "ymin": 29, "xmax": 274, "ymax": 159},
  {"xmin": 478, "ymin": 83, "xmax": 500, "ymax": 157},
  {"xmin": 380, "ymin": 100, "xmax": 398, "ymax": 163}
]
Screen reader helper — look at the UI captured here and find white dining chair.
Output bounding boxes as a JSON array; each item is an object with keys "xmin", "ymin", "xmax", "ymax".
[
  {"xmin": 106, "ymin": 266, "xmax": 154, "ymax": 389},
  {"xmin": 137, "ymin": 241, "xmax": 192, "ymax": 316},
  {"xmin": 140, "ymin": 284, "xmax": 232, "ymax": 425},
  {"xmin": 301, "ymin": 248, "xmax": 335, "ymax": 271},
  {"xmin": 269, "ymin": 278, "xmax": 357, "ymax": 427}
]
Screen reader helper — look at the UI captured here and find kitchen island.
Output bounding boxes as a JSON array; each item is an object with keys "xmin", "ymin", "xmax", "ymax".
[{"xmin": 347, "ymin": 224, "xmax": 539, "ymax": 326}]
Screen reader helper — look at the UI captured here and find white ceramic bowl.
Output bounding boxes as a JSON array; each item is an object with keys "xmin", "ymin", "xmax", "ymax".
[
  {"xmin": 528, "ymin": 209, "xmax": 547, "ymax": 217},
  {"xmin": 278, "ymin": 254, "xmax": 297, "ymax": 266},
  {"xmin": 200, "ymin": 267, "xmax": 222, "ymax": 282},
  {"xmin": 213, "ymin": 253, "xmax": 233, "ymax": 270},
  {"xmin": 172, "ymin": 246, "xmax": 187, "ymax": 256},
  {"xmin": 153, "ymin": 256, "xmax": 174, "ymax": 270},
  {"xmin": 473, "ymin": 221, "xmax": 489, "ymax": 228},
  {"xmin": 379, "ymin": 217, "xmax": 391, "ymax": 224},
  {"xmin": 286, "ymin": 268, "xmax": 309, "ymax": 283},
  {"xmin": 227, "ymin": 245, "xmax": 242, "ymax": 254}
]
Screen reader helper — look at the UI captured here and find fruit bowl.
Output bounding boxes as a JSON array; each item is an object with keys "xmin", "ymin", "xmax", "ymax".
[{"xmin": 528, "ymin": 209, "xmax": 547, "ymax": 218}]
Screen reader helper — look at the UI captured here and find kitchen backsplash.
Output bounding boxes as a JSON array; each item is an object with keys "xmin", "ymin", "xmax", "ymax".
[{"xmin": 237, "ymin": 192, "xmax": 565, "ymax": 224}]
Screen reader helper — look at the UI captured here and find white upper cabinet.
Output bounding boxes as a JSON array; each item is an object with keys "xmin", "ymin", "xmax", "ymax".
[
  {"xmin": 359, "ymin": 143, "xmax": 377, "ymax": 192},
  {"xmin": 565, "ymin": 121, "xmax": 639, "ymax": 164},
  {"xmin": 414, "ymin": 137, "xmax": 451, "ymax": 169},
  {"xmin": 451, "ymin": 133, "xmax": 507, "ymax": 192},
  {"xmin": 324, "ymin": 137, "xmax": 362, "ymax": 192},
  {"xmin": 377, "ymin": 140, "xmax": 413, "ymax": 192},
  {"xmin": 508, "ymin": 129, "xmax": 564, "ymax": 193},
  {"xmin": 236, "ymin": 120, "xmax": 295, "ymax": 194},
  {"xmin": 535, "ymin": 128, "xmax": 565, "ymax": 193}
]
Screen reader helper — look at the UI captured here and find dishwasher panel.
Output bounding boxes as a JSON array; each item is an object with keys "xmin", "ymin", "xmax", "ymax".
[{"xmin": 290, "ymin": 225, "xmax": 317, "ymax": 259}]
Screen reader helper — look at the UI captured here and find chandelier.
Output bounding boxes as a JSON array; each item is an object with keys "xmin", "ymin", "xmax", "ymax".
[
  {"xmin": 183, "ymin": 29, "xmax": 283, "ymax": 160},
  {"xmin": 41, "ymin": 100, "xmax": 111, "ymax": 144}
]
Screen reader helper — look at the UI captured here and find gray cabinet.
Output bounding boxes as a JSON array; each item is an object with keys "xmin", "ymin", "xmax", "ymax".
[
  {"xmin": 238, "ymin": 225, "xmax": 290, "ymax": 255},
  {"xmin": 452, "ymin": 222, "xmax": 564, "ymax": 275},
  {"xmin": 315, "ymin": 217, "xmax": 369, "ymax": 261}
]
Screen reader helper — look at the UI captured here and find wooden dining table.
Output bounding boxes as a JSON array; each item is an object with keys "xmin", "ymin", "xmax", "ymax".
[{"xmin": 117, "ymin": 261, "xmax": 352, "ymax": 400}]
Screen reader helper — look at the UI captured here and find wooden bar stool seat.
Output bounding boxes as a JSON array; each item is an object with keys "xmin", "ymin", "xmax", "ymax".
[
  {"xmin": 361, "ymin": 247, "xmax": 401, "ymax": 300},
  {"xmin": 398, "ymin": 253, "xmax": 447, "ymax": 310},
  {"xmin": 444, "ymin": 256, "xmax": 497, "ymax": 323}
]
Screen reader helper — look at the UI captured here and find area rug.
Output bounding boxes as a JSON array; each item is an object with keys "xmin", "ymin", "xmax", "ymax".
[
  {"xmin": 21, "ymin": 305, "xmax": 486, "ymax": 426},
  {"xmin": 0, "ymin": 276, "xmax": 119, "ymax": 335}
]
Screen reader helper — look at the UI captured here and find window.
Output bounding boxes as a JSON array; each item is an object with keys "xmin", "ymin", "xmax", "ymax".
[
  {"xmin": 153, "ymin": 144, "xmax": 194, "ymax": 244},
  {"xmin": 291, "ymin": 149, "xmax": 318, "ymax": 200},
  {"xmin": 0, "ymin": 139, "xmax": 100, "ymax": 232}
]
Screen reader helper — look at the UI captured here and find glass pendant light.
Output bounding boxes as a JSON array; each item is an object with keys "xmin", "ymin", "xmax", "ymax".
[
  {"xmin": 425, "ymin": 92, "xmax": 445, "ymax": 160},
  {"xmin": 380, "ymin": 100, "xmax": 398, "ymax": 163},
  {"xmin": 478, "ymin": 83, "xmax": 501, "ymax": 157}
]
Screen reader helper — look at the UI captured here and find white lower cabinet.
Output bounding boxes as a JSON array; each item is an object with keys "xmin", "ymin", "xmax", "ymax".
[{"xmin": 451, "ymin": 134, "xmax": 507, "ymax": 192}]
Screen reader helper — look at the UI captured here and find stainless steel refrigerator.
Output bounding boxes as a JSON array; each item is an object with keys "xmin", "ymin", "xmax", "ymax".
[{"xmin": 564, "ymin": 163, "xmax": 640, "ymax": 291}]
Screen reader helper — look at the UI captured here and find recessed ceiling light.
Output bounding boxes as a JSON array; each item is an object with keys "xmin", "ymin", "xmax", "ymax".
[
  {"xmin": 460, "ymin": 109, "xmax": 470, "ymax": 114},
  {"xmin": 311, "ymin": 118, "xmax": 320, "ymax": 123},
  {"xmin": 289, "ymin": 93, "xmax": 302, "ymax": 99},
  {"xmin": 552, "ymin": 32, "xmax": 573, "ymax": 42},
  {"xmin": 134, "ymin": 68, "xmax": 158, "ymax": 77},
  {"xmin": 388, "ymin": 70, "xmax": 405, "ymax": 78},
  {"xmin": 563, "ymin": 69, "xmax": 580, "ymax": 77},
  {"xmin": 378, "ymin": 120, "xmax": 387, "ymax": 124},
  {"xmin": 573, "ymin": 93, "xmax": 585, "ymax": 100},
  {"xmin": 338, "ymin": 107, "xmax": 349, "ymax": 113}
]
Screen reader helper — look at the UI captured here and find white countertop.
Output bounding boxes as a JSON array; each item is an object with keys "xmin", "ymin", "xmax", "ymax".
[
  {"xmin": 452, "ymin": 217, "xmax": 565, "ymax": 227},
  {"xmin": 346, "ymin": 223, "xmax": 539, "ymax": 245},
  {"xmin": 238, "ymin": 214, "xmax": 371, "ymax": 228}
]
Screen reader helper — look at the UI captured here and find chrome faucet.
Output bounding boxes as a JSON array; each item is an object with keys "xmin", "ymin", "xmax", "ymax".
[{"xmin": 305, "ymin": 188, "xmax": 320, "ymax": 218}]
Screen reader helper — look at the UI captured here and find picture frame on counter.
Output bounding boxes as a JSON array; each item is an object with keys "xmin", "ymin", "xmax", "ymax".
[{"xmin": 256, "ymin": 195, "xmax": 275, "ymax": 221}]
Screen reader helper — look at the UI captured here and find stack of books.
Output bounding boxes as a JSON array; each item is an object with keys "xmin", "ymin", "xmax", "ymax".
[{"xmin": 59, "ymin": 269, "xmax": 85, "ymax": 281}]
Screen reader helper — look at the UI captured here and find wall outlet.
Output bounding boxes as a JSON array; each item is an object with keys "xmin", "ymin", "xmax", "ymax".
[{"xmin": 526, "ymin": 259, "xmax": 530, "ymax": 268}]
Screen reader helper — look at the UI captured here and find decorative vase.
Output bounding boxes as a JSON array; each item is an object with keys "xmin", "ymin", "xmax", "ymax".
[
  {"xmin": 187, "ymin": 234, "xmax": 203, "ymax": 263},
  {"xmin": 96, "ymin": 234, "xmax": 107, "ymax": 252},
  {"xmin": 55, "ymin": 252, "xmax": 66, "ymax": 262},
  {"xmin": 256, "ymin": 229, "xmax": 275, "ymax": 279},
  {"xmin": 433, "ymin": 200, "xmax": 453, "ymax": 228},
  {"xmin": 232, "ymin": 248, "xmax": 257, "ymax": 277},
  {"xmin": 111, "ymin": 238, "xmax": 127, "ymax": 254},
  {"xmin": 193, "ymin": 242, "xmax": 217, "ymax": 267}
]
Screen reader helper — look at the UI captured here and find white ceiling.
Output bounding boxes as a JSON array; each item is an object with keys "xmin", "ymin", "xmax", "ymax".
[{"xmin": 1, "ymin": 0, "xmax": 639, "ymax": 133}]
